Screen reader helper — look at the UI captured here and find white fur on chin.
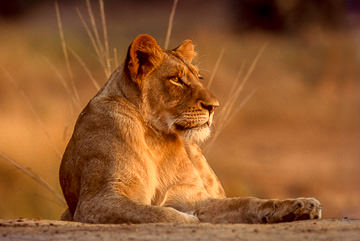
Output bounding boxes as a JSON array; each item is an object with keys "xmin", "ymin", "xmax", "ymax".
[{"xmin": 182, "ymin": 125, "xmax": 211, "ymax": 143}]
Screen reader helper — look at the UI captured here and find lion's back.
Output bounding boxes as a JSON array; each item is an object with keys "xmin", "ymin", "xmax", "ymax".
[{"xmin": 59, "ymin": 96, "xmax": 146, "ymax": 215}]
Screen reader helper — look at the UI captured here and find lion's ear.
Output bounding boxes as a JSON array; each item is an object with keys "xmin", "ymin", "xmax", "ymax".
[
  {"xmin": 174, "ymin": 40, "xmax": 196, "ymax": 63},
  {"xmin": 125, "ymin": 34, "xmax": 163, "ymax": 86}
]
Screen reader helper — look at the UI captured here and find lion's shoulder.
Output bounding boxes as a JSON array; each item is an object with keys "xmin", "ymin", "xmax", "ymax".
[{"xmin": 77, "ymin": 96, "xmax": 143, "ymax": 130}]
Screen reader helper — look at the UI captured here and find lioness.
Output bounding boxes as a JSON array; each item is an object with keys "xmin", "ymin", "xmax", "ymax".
[{"xmin": 59, "ymin": 34, "xmax": 321, "ymax": 224}]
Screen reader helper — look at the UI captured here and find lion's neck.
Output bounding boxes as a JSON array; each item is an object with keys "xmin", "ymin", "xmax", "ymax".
[{"xmin": 96, "ymin": 64, "xmax": 141, "ymax": 107}]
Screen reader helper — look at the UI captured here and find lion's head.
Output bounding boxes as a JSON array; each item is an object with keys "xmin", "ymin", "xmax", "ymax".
[{"xmin": 124, "ymin": 34, "xmax": 219, "ymax": 143}]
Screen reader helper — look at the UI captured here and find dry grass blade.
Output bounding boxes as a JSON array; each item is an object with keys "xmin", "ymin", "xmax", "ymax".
[
  {"xmin": 113, "ymin": 48, "xmax": 119, "ymax": 68},
  {"xmin": 85, "ymin": 0, "xmax": 110, "ymax": 77},
  {"xmin": 16, "ymin": 184, "xmax": 66, "ymax": 207},
  {"xmin": 68, "ymin": 47, "xmax": 100, "ymax": 91},
  {"xmin": 0, "ymin": 66, "xmax": 62, "ymax": 159},
  {"xmin": 0, "ymin": 152, "xmax": 66, "ymax": 205},
  {"xmin": 220, "ymin": 67, "xmax": 246, "ymax": 128},
  {"xmin": 86, "ymin": 0, "xmax": 104, "ymax": 54},
  {"xmin": 204, "ymin": 44, "xmax": 268, "ymax": 153},
  {"xmin": 228, "ymin": 62, "xmax": 245, "ymax": 99},
  {"xmin": 233, "ymin": 43, "xmax": 267, "ymax": 97},
  {"xmin": 164, "ymin": 0, "xmax": 179, "ymax": 49},
  {"xmin": 55, "ymin": 1, "xmax": 72, "ymax": 80},
  {"xmin": 224, "ymin": 89, "xmax": 256, "ymax": 128},
  {"xmin": 99, "ymin": 0, "xmax": 111, "ymax": 74},
  {"xmin": 42, "ymin": 57, "xmax": 80, "ymax": 141},
  {"xmin": 55, "ymin": 1, "xmax": 81, "ymax": 104},
  {"xmin": 205, "ymin": 90, "xmax": 256, "ymax": 154},
  {"xmin": 204, "ymin": 68, "xmax": 243, "ymax": 153},
  {"xmin": 215, "ymin": 65, "xmax": 245, "ymax": 134},
  {"xmin": 219, "ymin": 43, "xmax": 267, "ymax": 126},
  {"xmin": 77, "ymin": 8, "xmax": 107, "ymax": 76},
  {"xmin": 42, "ymin": 56, "xmax": 81, "ymax": 111},
  {"xmin": 207, "ymin": 48, "xmax": 225, "ymax": 89}
]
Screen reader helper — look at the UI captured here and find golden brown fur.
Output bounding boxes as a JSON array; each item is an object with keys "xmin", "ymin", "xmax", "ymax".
[{"xmin": 59, "ymin": 34, "xmax": 322, "ymax": 224}]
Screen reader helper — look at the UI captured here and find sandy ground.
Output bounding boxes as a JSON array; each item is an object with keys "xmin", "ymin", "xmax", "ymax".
[{"xmin": 0, "ymin": 219, "xmax": 359, "ymax": 241}]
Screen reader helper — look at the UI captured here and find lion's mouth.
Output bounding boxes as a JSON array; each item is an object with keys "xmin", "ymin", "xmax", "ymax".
[
  {"xmin": 173, "ymin": 111, "xmax": 213, "ymax": 131},
  {"xmin": 174, "ymin": 121, "xmax": 212, "ymax": 143},
  {"xmin": 174, "ymin": 122, "xmax": 209, "ymax": 131}
]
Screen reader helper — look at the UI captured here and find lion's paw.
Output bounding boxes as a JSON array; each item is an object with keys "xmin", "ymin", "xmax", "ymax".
[{"xmin": 265, "ymin": 197, "xmax": 322, "ymax": 223}]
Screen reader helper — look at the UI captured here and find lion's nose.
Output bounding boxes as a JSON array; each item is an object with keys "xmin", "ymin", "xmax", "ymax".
[{"xmin": 199, "ymin": 99, "xmax": 219, "ymax": 114}]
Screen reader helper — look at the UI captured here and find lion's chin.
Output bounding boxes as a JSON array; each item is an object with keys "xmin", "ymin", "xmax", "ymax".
[{"xmin": 180, "ymin": 124, "xmax": 211, "ymax": 143}]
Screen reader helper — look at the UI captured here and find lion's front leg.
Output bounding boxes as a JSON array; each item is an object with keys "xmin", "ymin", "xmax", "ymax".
[
  {"xmin": 195, "ymin": 197, "xmax": 322, "ymax": 224},
  {"xmin": 73, "ymin": 187, "xmax": 200, "ymax": 224}
]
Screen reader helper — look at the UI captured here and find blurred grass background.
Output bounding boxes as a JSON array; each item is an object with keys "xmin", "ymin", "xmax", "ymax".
[{"xmin": 0, "ymin": 0, "xmax": 359, "ymax": 219}]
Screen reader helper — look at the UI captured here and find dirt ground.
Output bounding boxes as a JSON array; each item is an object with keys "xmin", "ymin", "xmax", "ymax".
[{"xmin": 0, "ymin": 219, "xmax": 359, "ymax": 241}]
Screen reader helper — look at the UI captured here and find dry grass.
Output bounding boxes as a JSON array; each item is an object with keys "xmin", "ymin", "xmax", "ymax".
[
  {"xmin": 68, "ymin": 47, "xmax": 100, "ymax": 91},
  {"xmin": 164, "ymin": 0, "xmax": 179, "ymax": 49},
  {"xmin": 42, "ymin": 56, "xmax": 80, "ymax": 112},
  {"xmin": 75, "ymin": 0, "xmax": 116, "ymax": 78},
  {"xmin": 205, "ymin": 44, "xmax": 267, "ymax": 152},
  {"xmin": 0, "ymin": 66, "xmax": 62, "ymax": 159},
  {"xmin": 1, "ymin": 0, "xmax": 111, "ymax": 213},
  {"xmin": 207, "ymin": 48, "xmax": 225, "ymax": 89},
  {"xmin": 0, "ymin": 152, "xmax": 65, "ymax": 205},
  {"xmin": 55, "ymin": 1, "xmax": 80, "ymax": 105},
  {"xmin": 99, "ymin": 0, "xmax": 111, "ymax": 74}
]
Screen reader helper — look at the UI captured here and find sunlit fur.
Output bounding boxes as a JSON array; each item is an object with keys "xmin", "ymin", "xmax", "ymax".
[{"xmin": 182, "ymin": 125, "xmax": 211, "ymax": 143}]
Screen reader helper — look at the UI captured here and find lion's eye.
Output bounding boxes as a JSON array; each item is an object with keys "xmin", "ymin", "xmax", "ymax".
[
  {"xmin": 198, "ymin": 75, "xmax": 204, "ymax": 80},
  {"xmin": 169, "ymin": 76, "xmax": 184, "ymax": 88},
  {"xmin": 170, "ymin": 76, "xmax": 179, "ymax": 82}
]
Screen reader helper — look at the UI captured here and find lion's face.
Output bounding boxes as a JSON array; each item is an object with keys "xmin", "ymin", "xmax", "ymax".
[
  {"xmin": 145, "ymin": 51, "xmax": 219, "ymax": 143},
  {"xmin": 125, "ymin": 35, "xmax": 219, "ymax": 143}
]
